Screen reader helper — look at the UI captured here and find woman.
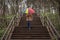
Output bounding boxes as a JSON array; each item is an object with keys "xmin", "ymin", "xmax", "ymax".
[
  {"xmin": 26, "ymin": 13, "xmax": 33, "ymax": 30},
  {"xmin": 26, "ymin": 7, "xmax": 35, "ymax": 30}
]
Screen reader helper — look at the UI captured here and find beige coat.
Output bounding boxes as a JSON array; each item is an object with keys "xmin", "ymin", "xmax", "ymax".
[{"xmin": 26, "ymin": 14, "xmax": 33, "ymax": 21}]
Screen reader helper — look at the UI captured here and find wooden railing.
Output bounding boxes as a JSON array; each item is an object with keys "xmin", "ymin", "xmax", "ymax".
[
  {"xmin": 45, "ymin": 16, "xmax": 60, "ymax": 40},
  {"xmin": 0, "ymin": 16, "xmax": 17, "ymax": 40},
  {"xmin": 40, "ymin": 14, "xmax": 60, "ymax": 40}
]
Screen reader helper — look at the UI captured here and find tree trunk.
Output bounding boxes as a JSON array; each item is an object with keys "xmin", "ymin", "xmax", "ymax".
[{"xmin": 59, "ymin": 5, "xmax": 60, "ymax": 16}]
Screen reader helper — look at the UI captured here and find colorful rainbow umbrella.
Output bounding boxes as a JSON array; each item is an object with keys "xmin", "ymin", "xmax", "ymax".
[{"xmin": 25, "ymin": 8, "xmax": 35, "ymax": 15}]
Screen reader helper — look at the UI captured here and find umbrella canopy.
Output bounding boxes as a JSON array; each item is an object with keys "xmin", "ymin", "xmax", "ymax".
[
  {"xmin": 25, "ymin": 8, "xmax": 35, "ymax": 15},
  {"xmin": 25, "ymin": 8, "xmax": 28, "ymax": 15},
  {"xmin": 28, "ymin": 8, "xmax": 35, "ymax": 14}
]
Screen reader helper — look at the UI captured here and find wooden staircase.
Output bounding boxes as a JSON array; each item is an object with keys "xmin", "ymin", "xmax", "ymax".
[{"xmin": 10, "ymin": 14, "xmax": 51, "ymax": 40}]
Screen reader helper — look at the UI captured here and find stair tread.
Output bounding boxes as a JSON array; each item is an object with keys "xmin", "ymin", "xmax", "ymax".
[
  {"xmin": 12, "ymin": 35, "xmax": 50, "ymax": 37},
  {"xmin": 12, "ymin": 36, "xmax": 51, "ymax": 39}
]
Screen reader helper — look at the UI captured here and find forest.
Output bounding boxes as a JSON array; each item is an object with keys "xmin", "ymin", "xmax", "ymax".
[{"xmin": 0, "ymin": 0, "xmax": 60, "ymax": 39}]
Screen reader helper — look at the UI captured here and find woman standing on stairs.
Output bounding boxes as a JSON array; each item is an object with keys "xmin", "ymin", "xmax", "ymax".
[
  {"xmin": 25, "ymin": 7, "xmax": 35, "ymax": 30},
  {"xmin": 26, "ymin": 13, "xmax": 33, "ymax": 30}
]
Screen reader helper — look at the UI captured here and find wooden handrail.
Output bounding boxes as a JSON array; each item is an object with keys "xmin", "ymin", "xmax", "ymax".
[
  {"xmin": 0, "ymin": 16, "xmax": 16, "ymax": 40},
  {"xmin": 39, "ymin": 14, "xmax": 60, "ymax": 40},
  {"xmin": 46, "ymin": 16, "xmax": 60, "ymax": 39},
  {"xmin": 39, "ymin": 14, "xmax": 44, "ymax": 26},
  {"xmin": 45, "ymin": 17, "xmax": 57, "ymax": 39}
]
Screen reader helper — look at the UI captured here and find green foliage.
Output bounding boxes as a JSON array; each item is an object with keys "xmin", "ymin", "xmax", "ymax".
[
  {"xmin": 0, "ymin": 29, "xmax": 5, "ymax": 38},
  {"xmin": 5, "ymin": 14, "xmax": 15, "ymax": 19},
  {"xmin": 47, "ymin": 13, "xmax": 60, "ymax": 33},
  {"xmin": 41, "ymin": 12, "xmax": 60, "ymax": 34},
  {"xmin": 0, "ymin": 14, "xmax": 16, "ymax": 38}
]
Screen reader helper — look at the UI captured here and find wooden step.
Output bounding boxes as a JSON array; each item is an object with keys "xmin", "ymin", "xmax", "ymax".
[
  {"xmin": 11, "ymin": 36, "xmax": 51, "ymax": 39},
  {"xmin": 11, "ymin": 39, "xmax": 51, "ymax": 40},
  {"xmin": 12, "ymin": 35, "xmax": 50, "ymax": 37},
  {"xmin": 12, "ymin": 33, "xmax": 49, "ymax": 35}
]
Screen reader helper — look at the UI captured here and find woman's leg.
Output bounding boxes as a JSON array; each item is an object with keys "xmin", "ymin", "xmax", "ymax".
[{"xmin": 27, "ymin": 21, "xmax": 31, "ymax": 30}]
